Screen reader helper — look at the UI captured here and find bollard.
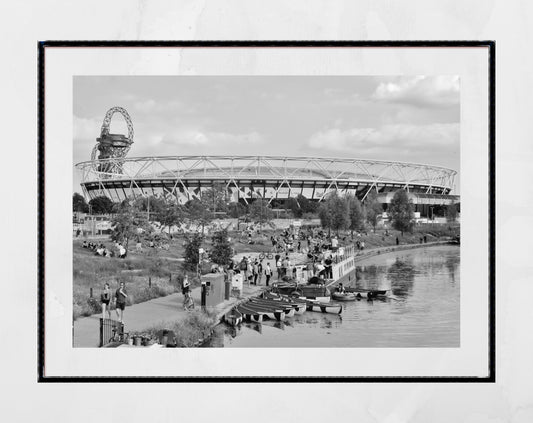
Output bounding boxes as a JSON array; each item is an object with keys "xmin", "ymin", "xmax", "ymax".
[
  {"xmin": 90, "ymin": 287, "xmax": 93, "ymax": 298},
  {"xmin": 149, "ymin": 277, "xmax": 152, "ymax": 287}
]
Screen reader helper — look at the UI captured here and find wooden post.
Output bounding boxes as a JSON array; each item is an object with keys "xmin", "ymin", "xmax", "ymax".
[
  {"xmin": 90, "ymin": 287, "xmax": 93, "ymax": 298},
  {"xmin": 149, "ymin": 277, "xmax": 152, "ymax": 287}
]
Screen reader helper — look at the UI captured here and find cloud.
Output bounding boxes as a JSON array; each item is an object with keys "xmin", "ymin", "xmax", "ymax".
[
  {"xmin": 159, "ymin": 129, "xmax": 262, "ymax": 148},
  {"xmin": 373, "ymin": 76, "xmax": 459, "ymax": 108},
  {"xmin": 307, "ymin": 123, "xmax": 459, "ymax": 158},
  {"xmin": 133, "ymin": 99, "xmax": 156, "ymax": 113},
  {"xmin": 73, "ymin": 115, "xmax": 101, "ymax": 140}
]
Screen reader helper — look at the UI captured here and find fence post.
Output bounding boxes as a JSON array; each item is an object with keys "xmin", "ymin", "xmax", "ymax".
[{"xmin": 99, "ymin": 318, "xmax": 103, "ymax": 347}]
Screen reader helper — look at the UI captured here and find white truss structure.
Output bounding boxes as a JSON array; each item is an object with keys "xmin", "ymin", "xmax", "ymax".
[{"xmin": 75, "ymin": 155, "xmax": 457, "ymax": 204}]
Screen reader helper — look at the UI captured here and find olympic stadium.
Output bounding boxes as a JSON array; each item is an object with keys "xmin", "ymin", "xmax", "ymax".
[{"xmin": 75, "ymin": 108, "xmax": 459, "ymax": 216}]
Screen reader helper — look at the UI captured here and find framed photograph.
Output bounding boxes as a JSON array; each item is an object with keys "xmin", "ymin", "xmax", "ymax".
[{"xmin": 38, "ymin": 41, "xmax": 494, "ymax": 381}]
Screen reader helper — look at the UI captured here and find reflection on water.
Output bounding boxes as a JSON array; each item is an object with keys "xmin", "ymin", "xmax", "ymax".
[
  {"xmin": 387, "ymin": 257, "xmax": 416, "ymax": 297},
  {"xmin": 204, "ymin": 245, "xmax": 460, "ymax": 348}
]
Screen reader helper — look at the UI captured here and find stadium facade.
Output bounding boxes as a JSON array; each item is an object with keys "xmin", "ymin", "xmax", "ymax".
[{"xmin": 75, "ymin": 108, "xmax": 459, "ymax": 217}]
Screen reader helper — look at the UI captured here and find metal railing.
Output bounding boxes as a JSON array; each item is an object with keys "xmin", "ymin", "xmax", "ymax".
[{"xmin": 99, "ymin": 318, "xmax": 124, "ymax": 347}]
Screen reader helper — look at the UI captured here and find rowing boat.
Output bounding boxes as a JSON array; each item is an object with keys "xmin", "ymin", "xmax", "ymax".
[
  {"xmin": 331, "ymin": 292, "xmax": 357, "ymax": 301},
  {"xmin": 305, "ymin": 301, "xmax": 342, "ymax": 314},
  {"xmin": 343, "ymin": 288, "xmax": 388, "ymax": 298},
  {"xmin": 224, "ymin": 308, "xmax": 243, "ymax": 327},
  {"xmin": 236, "ymin": 306, "xmax": 263, "ymax": 323},
  {"xmin": 248, "ymin": 298, "xmax": 297, "ymax": 317},
  {"xmin": 260, "ymin": 293, "xmax": 307, "ymax": 314},
  {"xmin": 237, "ymin": 304, "xmax": 286, "ymax": 321}
]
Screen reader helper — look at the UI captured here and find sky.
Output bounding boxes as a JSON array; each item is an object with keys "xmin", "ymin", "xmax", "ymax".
[{"xmin": 73, "ymin": 75, "xmax": 460, "ymax": 193}]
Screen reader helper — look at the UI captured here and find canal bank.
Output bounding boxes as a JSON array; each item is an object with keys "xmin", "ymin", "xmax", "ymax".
[{"xmin": 327, "ymin": 240, "xmax": 456, "ymax": 289}]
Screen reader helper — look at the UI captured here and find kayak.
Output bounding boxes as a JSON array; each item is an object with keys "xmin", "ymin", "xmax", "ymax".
[
  {"xmin": 305, "ymin": 301, "xmax": 342, "ymax": 315},
  {"xmin": 331, "ymin": 292, "xmax": 357, "ymax": 301},
  {"xmin": 224, "ymin": 308, "xmax": 243, "ymax": 327}
]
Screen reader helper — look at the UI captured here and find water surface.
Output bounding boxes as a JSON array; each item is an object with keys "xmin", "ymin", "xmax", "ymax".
[{"xmin": 206, "ymin": 245, "xmax": 460, "ymax": 348}]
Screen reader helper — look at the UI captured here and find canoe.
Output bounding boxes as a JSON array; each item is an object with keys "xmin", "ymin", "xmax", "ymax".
[
  {"xmin": 236, "ymin": 306, "xmax": 263, "ymax": 323},
  {"xmin": 331, "ymin": 292, "xmax": 357, "ymax": 301},
  {"xmin": 249, "ymin": 298, "xmax": 297, "ymax": 317},
  {"xmin": 238, "ymin": 304, "xmax": 286, "ymax": 321},
  {"xmin": 224, "ymin": 308, "xmax": 243, "ymax": 327},
  {"xmin": 305, "ymin": 301, "xmax": 342, "ymax": 315}
]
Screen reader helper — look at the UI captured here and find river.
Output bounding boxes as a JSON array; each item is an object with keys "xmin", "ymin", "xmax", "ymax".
[{"xmin": 205, "ymin": 245, "xmax": 460, "ymax": 348}]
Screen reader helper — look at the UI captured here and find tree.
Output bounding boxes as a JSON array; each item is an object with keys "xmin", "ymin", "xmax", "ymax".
[
  {"xmin": 446, "ymin": 202, "xmax": 459, "ymax": 223},
  {"xmin": 88, "ymin": 196, "xmax": 115, "ymax": 214},
  {"xmin": 183, "ymin": 233, "xmax": 204, "ymax": 271},
  {"xmin": 227, "ymin": 202, "xmax": 246, "ymax": 219},
  {"xmin": 389, "ymin": 189, "xmax": 414, "ymax": 235},
  {"xmin": 346, "ymin": 194, "xmax": 365, "ymax": 236},
  {"xmin": 364, "ymin": 190, "xmax": 383, "ymax": 232},
  {"xmin": 318, "ymin": 191, "xmax": 349, "ymax": 235},
  {"xmin": 328, "ymin": 192, "xmax": 350, "ymax": 235},
  {"xmin": 248, "ymin": 199, "xmax": 274, "ymax": 225},
  {"xmin": 201, "ymin": 184, "xmax": 228, "ymax": 219},
  {"xmin": 73, "ymin": 192, "xmax": 89, "ymax": 213},
  {"xmin": 210, "ymin": 229, "xmax": 233, "ymax": 265},
  {"xmin": 185, "ymin": 198, "xmax": 211, "ymax": 234},
  {"xmin": 317, "ymin": 202, "xmax": 331, "ymax": 232},
  {"xmin": 185, "ymin": 185, "xmax": 228, "ymax": 234},
  {"xmin": 297, "ymin": 194, "xmax": 317, "ymax": 214},
  {"xmin": 153, "ymin": 197, "xmax": 184, "ymax": 234},
  {"xmin": 286, "ymin": 197, "xmax": 302, "ymax": 218},
  {"xmin": 111, "ymin": 198, "xmax": 152, "ymax": 250}
]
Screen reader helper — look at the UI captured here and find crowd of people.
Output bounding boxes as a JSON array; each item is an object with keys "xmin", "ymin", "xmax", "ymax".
[{"xmin": 82, "ymin": 240, "xmax": 127, "ymax": 258}]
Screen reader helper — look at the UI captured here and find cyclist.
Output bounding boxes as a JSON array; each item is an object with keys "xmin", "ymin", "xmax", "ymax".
[{"xmin": 182, "ymin": 275, "xmax": 193, "ymax": 310}]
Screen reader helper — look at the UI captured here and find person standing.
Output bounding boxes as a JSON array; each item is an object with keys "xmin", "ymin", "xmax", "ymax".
[
  {"xmin": 264, "ymin": 262, "xmax": 272, "ymax": 286},
  {"xmin": 100, "ymin": 283, "xmax": 111, "ymax": 320},
  {"xmin": 252, "ymin": 260, "xmax": 259, "ymax": 285},
  {"xmin": 276, "ymin": 257, "xmax": 282, "ymax": 280},
  {"xmin": 257, "ymin": 260, "xmax": 263, "ymax": 285},
  {"xmin": 114, "ymin": 281, "xmax": 128, "ymax": 323}
]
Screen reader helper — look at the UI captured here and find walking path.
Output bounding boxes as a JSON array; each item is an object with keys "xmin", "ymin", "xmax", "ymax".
[{"xmin": 73, "ymin": 282, "xmax": 264, "ymax": 347}]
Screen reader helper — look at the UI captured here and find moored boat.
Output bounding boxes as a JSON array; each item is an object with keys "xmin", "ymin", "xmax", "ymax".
[
  {"xmin": 236, "ymin": 306, "xmax": 263, "ymax": 323},
  {"xmin": 224, "ymin": 308, "xmax": 243, "ymax": 327},
  {"xmin": 248, "ymin": 298, "xmax": 296, "ymax": 318},
  {"xmin": 305, "ymin": 301, "xmax": 342, "ymax": 314},
  {"xmin": 343, "ymin": 288, "xmax": 388, "ymax": 298},
  {"xmin": 238, "ymin": 303, "xmax": 286, "ymax": 321},
  {"xmin": 331, "ymin": 292, "xmax": 357, "ymax": 301},
  {"xmin": 260, "ymin": 293, "xmax": 307, "ymax": 314}
]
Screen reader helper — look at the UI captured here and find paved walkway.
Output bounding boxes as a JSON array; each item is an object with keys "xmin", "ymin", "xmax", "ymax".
[{"xmin": 73, "ymin": 282, "xmax": 265, "ymax": 347}]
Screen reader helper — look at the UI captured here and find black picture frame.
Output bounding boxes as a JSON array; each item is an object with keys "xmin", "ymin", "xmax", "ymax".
[{"xmin": 38, "ymin": 40, "xmax": 495, "ymax": 383}]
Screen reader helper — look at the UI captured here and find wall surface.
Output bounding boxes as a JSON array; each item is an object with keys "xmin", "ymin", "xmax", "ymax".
[{"xmin": 2, "ymin": 1, "xmax": 531, "ymax": 422}]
